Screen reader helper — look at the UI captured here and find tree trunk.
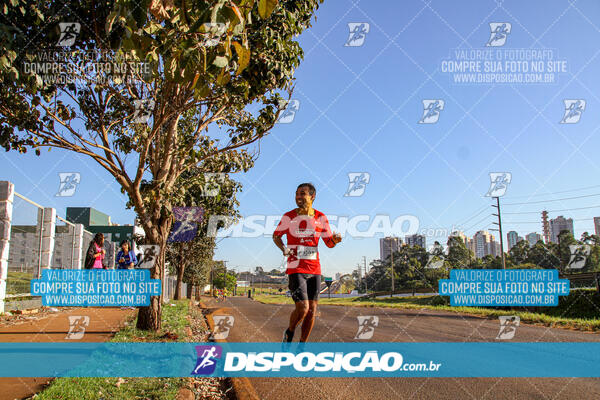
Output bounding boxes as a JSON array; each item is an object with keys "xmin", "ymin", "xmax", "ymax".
[
  {"xmin": 174, "ymin": 264, "xmax": 185, "ymax": 300},
  {"xmin": 174, "ymin": 246, "xmax": 186, "ymax": 300},
  {"xmin": 136, "ymin": 296, "xmax": 161, "ymax": 331},
  {"xmin": 186, "ymin": 283, "xmax": 193, "ymax": 299},
  {"xmin": 136, "ymin": 219, "xmax": 170, "ymax": 331}
]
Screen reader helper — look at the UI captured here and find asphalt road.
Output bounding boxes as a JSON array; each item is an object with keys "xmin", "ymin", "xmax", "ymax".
[{"xmin": 205, "ymin": 296, "xmax": 600, "ymax": 400}]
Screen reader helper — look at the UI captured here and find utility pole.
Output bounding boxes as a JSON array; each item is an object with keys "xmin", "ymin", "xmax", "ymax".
[
  {"xmin": 363, "ymin": 256, "xmax": 368, "ymax": 293},
  {"xmin": 210, "ymin": 261, "xmax": 214, "ymax": 295},
  {"xmin": 491, "ymin": 197, "xmax": 506, "ymax": 269},
  {"xmin": 390, "ymin": 250, "xmax": 395, "ymax": 297}
]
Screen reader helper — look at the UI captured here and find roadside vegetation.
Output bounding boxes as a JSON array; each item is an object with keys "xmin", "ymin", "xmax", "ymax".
[
  {"xmin": 34, "ymin": 300, "xmax": 194, "ymax": 400},
  {"xmin": 255, "ymin": 288, "xmax": 600, "ymax": 331}
]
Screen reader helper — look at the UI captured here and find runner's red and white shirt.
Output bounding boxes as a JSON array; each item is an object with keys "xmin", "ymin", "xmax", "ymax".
[{"xmin": 273, "ymin": 209, "xmax": 335, "ymax": 275}]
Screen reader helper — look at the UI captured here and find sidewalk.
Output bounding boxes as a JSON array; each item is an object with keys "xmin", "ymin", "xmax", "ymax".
[{"xmin": 0, "ymin": 307, "xmax": 135, "ymax": 400}]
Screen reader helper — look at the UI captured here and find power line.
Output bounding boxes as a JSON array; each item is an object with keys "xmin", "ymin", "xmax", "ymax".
[
  {"xmin": 463, "ymin": 214, "xmax": 493, "ymax": 233},
  {"xmin": 503, "ymin": 193, "xmax": 600, "ymax": 206},
  {"xmin": 504, "ymin": 218, "xmax": 596, "ymax": 224},
  {"xmin": 502, "ymin": 184, "xmax": 600, "ymax": 199},
  {"xmin": 503, "ymin": 204, "xmax": 600, "ymax": 215},
  {"xmin": 454, "ymin": 205, "xmax": 490, "ymax": 228}
]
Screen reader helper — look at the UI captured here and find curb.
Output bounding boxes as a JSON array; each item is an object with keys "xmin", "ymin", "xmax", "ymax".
[{"xmin": 199, "ymin": 298, "xmax": 260, "ymax": 400}]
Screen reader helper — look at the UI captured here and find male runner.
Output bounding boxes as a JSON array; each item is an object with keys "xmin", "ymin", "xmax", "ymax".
[{"xmin": 273, "ymin": 183, "xmax": 342, "ymax": 342}]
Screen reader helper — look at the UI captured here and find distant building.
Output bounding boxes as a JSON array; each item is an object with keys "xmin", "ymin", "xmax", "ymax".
[
  {"xmin": 8, "ymin": 214, "xmax": 100, "ymax": 269},
  {"xmin": 594, "ymin": 217, "xmax": 600, "ymax": 236},
  {"xmin": 449, "ymin": 231, "xmax": 474, "ymax": 257},
  {"xmin": 380, "ymin": 237, "xmax": 402, "ymax": 261},
  {"xmin": 506, "ymin": 231, "xmax": 519, "ymax": 250},
  {"xmin": 526, "ymin": 232, "xmax": 543, "ymax": 246},
  {"xmin": 67, "ymin": 207, "xmax": 135, "ymax": 246},
  {"xmin": 549, "ymin": 215, "xmax": 574, "ymax": 243},
  {"xmin": 492, "ymin": 241, "xmax": 501, "ymax": 257},
  {"xmin": 473, "ymin": 230, "xmax": 497, "ymax": 259},
  {"xmin": 405, "ymin": 234, "xmax": 426, "ymax": 249}
]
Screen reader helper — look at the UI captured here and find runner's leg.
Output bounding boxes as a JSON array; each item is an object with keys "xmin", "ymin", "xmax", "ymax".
[
  {"xmin": 299, "ymin": 274, "xmax": 321, "ymax": 342},
  {"xmin": 299, "ymin": 300, "xmax": 317, "ymax": 342},
  {"xmin": 287, "ymin": 274, "xmax": 309, "ymax": 335},
  {"xmin": 289, "ymin": 300, "xmax": 309, "ymax": 332}
]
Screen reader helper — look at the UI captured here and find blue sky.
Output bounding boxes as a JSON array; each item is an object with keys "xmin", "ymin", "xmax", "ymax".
[{"xmin": 4, "ymin": 0, "xmax": 600, "ymax": 277}]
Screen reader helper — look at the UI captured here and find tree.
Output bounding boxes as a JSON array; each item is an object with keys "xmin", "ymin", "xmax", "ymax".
[
  {"xmin": 1, "ymin": 0, "xmax": 323, "ymax": 330},
  {"xmin": 508, "ymin": 240, "xmax": 529, "ymax": 265},
  {"xmin": 446, "ymin": 236, "xmax": 472, "ymax": 268},
  {"xmin": 556, "ymin": 230, "xmax": 577, "ymax": 272},
  {"xmin": 363, "ymin": 260, "xmax": 391, "ymax": 292},
  {"xmin": 213, "ymin": 271, "xmax": 236, "ymax": 292},
  {"xmin": 182, "ymin": 259, "xmax": 211, "ymax": 298},
  {"xmin": 580, "ymin": 232, "xmax": 600, "ymax": 272},
  {"xmin": 527, "ymin": 241, "xmax": 559, "ymax": 269},
  {"xmin": 166, "ymin": 162, "xmax": 246, "ymax": 299}
]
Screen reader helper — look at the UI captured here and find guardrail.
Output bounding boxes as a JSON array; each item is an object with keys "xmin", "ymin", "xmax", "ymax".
[
  {"xmin": 362, "ymin": 287, "xmax": 438, "ymax": 299},
  {"xmin": 561, "ymin": 272, "xmax": 600, "ymax": 292}
]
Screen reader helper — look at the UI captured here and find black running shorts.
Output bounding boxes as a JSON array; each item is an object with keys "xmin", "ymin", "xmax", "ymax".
[{"xmin": 288, "ymin": 273, "xmax": 321, "ymax": 302}]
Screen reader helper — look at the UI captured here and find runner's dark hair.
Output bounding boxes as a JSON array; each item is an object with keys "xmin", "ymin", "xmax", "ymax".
[
  {"xmin": 93, "ymin": 233, "xmax": 104, "ymax": 245},
  {"xmin": 297, "ymin": 182, "xmax": 316, "ymax": 196}
]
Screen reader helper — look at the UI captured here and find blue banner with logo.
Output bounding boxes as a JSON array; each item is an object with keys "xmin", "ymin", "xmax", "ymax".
[
  {"xmin": 30, "ymin": 269, "xmax": 161, "ymax": 307},
  {"xmin": 439, "ymin": 269, "xmax": 570, "ymax": 306},
  {"xmin": 1, "ymin": 342, "xmax": 599, "ymax": 377}
]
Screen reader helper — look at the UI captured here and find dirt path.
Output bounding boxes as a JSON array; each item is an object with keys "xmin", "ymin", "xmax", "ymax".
[{"xmin": 0, "ymin": 307, "xmax": 136, "ymax": 400}]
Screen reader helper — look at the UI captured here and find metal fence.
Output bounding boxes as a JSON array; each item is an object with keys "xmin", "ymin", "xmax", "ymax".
[
  {"xmin": 163, "ymin": 274, "xmax": 187, "ymax": 301},
  {"xmin": 1, "ymin": 181, "xmax": 189, "ymax": 312},
  {"xmin": 5, "ymin": 192, "xmax": 93, "ymax": 298}
]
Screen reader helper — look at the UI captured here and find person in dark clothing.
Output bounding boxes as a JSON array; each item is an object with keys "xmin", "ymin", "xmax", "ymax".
[
  {"xmin": 116, "ymin": 240, "xmax": 137, "ymax": 269},
  {"xmin": 84, "ymin": 233, "xmax": 107, "ymax": 269}
]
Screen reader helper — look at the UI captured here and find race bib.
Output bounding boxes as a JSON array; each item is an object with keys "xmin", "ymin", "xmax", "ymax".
[{"xmin": 296, "ymin": 245, "xmax": 318, "ymax": 260}]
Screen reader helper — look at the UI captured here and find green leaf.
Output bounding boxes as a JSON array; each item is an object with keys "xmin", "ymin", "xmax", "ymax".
[
  {"xmin": 232, "ymin": 42, "xmax": 250, "ymax": 75},
  {"xmin": 216, "ymin": 69, "xmax": 231, "ymax": 85},
  {"xmin": 258, "ymin": 0, "xmax": 278, "ymax": 19},
  {"xmin": 213, "ymin": 55, "xmax": 228, "ymax": 68},
  {"xmin": 194, "ymin": 84, "xmax": 210, "ymax": 98}
]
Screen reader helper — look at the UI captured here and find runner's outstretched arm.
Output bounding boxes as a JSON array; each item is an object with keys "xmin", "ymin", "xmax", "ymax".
[{"xmin": 319, "ymin": 214, "xmax": 342, "ymax": 248}]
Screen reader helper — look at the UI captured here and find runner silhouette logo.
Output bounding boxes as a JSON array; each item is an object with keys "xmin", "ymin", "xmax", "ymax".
[
  {"xmin": 560, "ymin": 99, "xmax": 586, "ymax": 124},
  {"xmin": 486, "ymin": 22, "xmax": 511, "ymax": 47},
  {"xmin": 496, "ymin": 316, "xmax": 519, "ymax": 340},
  {"xmin": 355, "ymin": 316, "xmax": 379, "ymax": 339},
  {"xmin": 419, "ymin": 100, "xmax": 444, "ymax": 124},
  {"xmin": 345, "ymin": 23, "xmax": 370, "ymax": 47},
  {"xmin": 192, "ymin": 345, "xmax": 222, "ymax": 375},
  {"xmin": 65, "ymin": 316, "xmax": 90, "ymax": 340},
  {"xmin": 57, "ymin": 22, "xmax": 80, "ymax": 47},
  {"xmin": 567, "ymin": 244, "xmax": 591, "ymax": 269},
  {"xmin": 210, "ymin": 315, "xmax": 234, "ymax": 340}
]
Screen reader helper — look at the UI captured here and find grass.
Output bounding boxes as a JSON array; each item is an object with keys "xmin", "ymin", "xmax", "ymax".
[
  {"xmin": 6, "ymin": 271, "xmax": 33, "ymax": 294},
  {"xmin": 254, "ymin": 289, "xmax": 600, "ymax": 332},
  {"xmin": 34, "ymin": 300, "xmax": 192, "ymax": 400}
]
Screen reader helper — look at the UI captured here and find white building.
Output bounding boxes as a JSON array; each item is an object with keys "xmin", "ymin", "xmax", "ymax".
[{"xmin": 472, "ymin": 230, "xmax": 498, "ymax": 259}]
